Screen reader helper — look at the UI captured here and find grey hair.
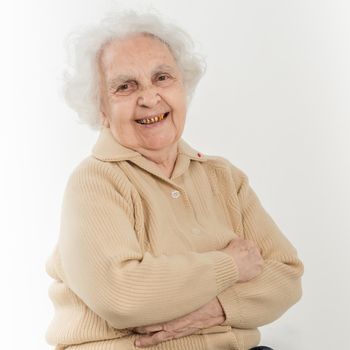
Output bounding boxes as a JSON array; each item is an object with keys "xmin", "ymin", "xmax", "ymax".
[{"xmin": 63, "ymin": 10, "xmax": 207, "ymax": 130}]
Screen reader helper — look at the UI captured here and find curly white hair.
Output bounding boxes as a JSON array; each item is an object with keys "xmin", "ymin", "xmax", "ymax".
[{"xmin": 63, "ymin": 10, "xmax": 206, "ymax": 130}]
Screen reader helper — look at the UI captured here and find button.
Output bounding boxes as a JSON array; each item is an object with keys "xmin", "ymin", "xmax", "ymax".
[
  {"xmin": 171, "ymin": 190, "xmax": 181, "ymax": 198},
  {"xmin": 191, "ymin": 227, "xmax": 202, "ymax": 235}
]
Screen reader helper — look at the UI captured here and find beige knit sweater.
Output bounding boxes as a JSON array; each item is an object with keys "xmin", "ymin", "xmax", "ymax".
[{"xmin": 45, "ymin": 126, "xmax": 303, "ymax": 350}]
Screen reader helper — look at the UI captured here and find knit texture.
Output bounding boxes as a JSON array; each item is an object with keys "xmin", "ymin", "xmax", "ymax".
[{"xmin": 45, "ymin": 126, "xmax": 303, "ymax": 350}]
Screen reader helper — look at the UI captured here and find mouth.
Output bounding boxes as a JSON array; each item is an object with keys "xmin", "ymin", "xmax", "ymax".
[{"xmin": 135, "ymin": 112, "xmax": 169, "ymax": 125}]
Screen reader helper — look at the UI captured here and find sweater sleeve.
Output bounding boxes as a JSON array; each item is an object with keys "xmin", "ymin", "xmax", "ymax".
[
  {"xmin": 216, "ymin": 165, "xmax": 304, "ymax": 329},
  {"xmin": 57, "ymin": 159, "xmax": 239, "ymax": 330}
]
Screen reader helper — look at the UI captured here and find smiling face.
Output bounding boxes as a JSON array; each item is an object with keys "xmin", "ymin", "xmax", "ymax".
[{"xmin": 98, "ymin": 33, "xmax": 187, "ymax": 155}]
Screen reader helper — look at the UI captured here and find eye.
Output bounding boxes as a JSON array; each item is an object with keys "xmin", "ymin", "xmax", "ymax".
[
  {"xmin": 157, "ymin": 74, "xmax": 169, "ymax": 81},
  {"xmin": 154, "ymin": 73, "xmax": 174, "ymax": 86},
  {"xmin": 118, "ymin": 83, "xmax": 129, "ymax": 91},
  {"xmin": 114, "ymin": 81, "xmax": 137, "ymax": 95},
  {"xmin": 117, "ymin": 83, "xmax": 132, "ymax": 92}
]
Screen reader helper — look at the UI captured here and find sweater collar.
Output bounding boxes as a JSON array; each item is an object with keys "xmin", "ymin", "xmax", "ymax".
[{"xmin": 91, "ymin": 126, "xmax": 207, "ymax": 163}]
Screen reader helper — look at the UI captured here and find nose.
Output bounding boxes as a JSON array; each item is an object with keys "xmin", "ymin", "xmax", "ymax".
[{"xmin": 137, "ymin": 85, "xmax": 161, "ymax": 108}]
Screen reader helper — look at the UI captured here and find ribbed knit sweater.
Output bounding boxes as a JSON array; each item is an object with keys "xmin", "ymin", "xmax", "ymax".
[{"xmin": 45, "ymin": 126, "xmax": 304, "ymax": 350}]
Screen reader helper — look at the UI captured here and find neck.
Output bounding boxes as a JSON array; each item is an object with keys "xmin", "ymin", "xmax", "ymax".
[{"xmin": 137, "ymin": 143, "xmax": 178, "ymax": 178}]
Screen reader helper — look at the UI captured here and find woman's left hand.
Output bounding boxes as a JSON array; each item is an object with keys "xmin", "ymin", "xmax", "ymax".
[{"xmin": 131, "ymin": 297, "xmax": 226, "ymax": 348}]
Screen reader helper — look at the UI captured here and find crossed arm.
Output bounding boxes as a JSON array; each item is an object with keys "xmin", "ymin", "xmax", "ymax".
[
  {"xmin": 58, "ymin": 161, "xmax": 303, "ymax": 348},
  {"xmin": 131, "ymin": 169, "xmax": 304, "ymax": 347}
]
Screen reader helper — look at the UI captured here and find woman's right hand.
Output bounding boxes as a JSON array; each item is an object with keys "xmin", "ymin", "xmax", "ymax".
[{"xmin": 219, "ymin": 237, "xmax": 264, "ymax": 282}]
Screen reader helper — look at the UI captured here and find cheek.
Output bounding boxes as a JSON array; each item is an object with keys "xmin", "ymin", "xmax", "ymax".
[
  {"xmin": 167, "ymin": 89, "xmax": 187, "ymax": 114},
  {"xmin": 176, "ymin": 94, "xmax": 187, "ymax": 120},
  {"xmin": 109, "ymin": 99, "xmax": 135, "ymax": 121}
]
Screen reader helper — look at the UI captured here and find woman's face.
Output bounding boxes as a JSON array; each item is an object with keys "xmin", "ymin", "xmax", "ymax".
[{"xmin": 98, "ymin": 34, "xmax": 187, "ymax": 153}]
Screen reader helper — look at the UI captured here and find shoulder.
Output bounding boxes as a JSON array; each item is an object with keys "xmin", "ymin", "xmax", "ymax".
[
  {"xmin": 201, "ymin": 154, "xmax": 249, "ymax": 190},
  {"xmin": 64, "ymin": 156, "xmax": 134, "ymax": 198}
]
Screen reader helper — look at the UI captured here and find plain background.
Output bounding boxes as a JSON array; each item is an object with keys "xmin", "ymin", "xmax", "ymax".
[{"xmin": 2, "ymin": 0, "xmax": 349, "ymax": 349}]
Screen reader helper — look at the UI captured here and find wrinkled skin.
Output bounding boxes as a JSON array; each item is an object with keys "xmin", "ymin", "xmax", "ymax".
[
  {"xmin": 132, "ymin": 297, "xmax": 225, "ymax": 348},
  {"xmin": 131, "ymin": 237, "xmax": 264, "ymax": 347}
]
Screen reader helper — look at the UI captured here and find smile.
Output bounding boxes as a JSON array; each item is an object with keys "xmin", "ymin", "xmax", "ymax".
[{"xmin": 135, "ymin": 112, "xmax": 169, "ymax": 125}]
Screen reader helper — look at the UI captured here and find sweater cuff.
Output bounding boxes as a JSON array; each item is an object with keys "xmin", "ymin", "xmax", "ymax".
[
  {"xmin": 209, "ymin": 251, "xmax": 240, "ymax": 293},
  {"xmin": 216, "ymin": 286, "xmax": 242, "ymax": 326}
]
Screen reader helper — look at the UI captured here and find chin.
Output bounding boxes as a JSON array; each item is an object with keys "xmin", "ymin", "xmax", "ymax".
[{"xmin": 144, "ymin": 136, "xmax": 178, "ymax": 151}]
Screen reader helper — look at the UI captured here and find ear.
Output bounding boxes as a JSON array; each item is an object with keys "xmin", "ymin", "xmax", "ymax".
[
  {"xmin": 100, "ymin": 113, "xmax": 110, "ymax": 128},
  {"xmin": 101, "ymin": 116, "xmax": 110, "ymax": 128},
  {"xmin": 97, "ymin": 62, "xmax": 110, "ymax": 128},
  {"xmin": 99, "ymin": 101, "xmax": 110, "ymax": 128}
]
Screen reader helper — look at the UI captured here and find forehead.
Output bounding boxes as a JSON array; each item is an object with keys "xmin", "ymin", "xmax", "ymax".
[{"xmin": 98, "ymin": 34, "xmax": 179, "ymax": 79}]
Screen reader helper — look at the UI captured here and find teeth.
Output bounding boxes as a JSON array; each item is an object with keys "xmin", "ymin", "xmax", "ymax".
[{"xmin": 137, "ymin": 113, "xmax": 166, "ymax": 125}]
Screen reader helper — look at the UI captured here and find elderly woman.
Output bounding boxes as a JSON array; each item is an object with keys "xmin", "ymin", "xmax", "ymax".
[{"xmin": 45, "ymin": 11, "xmax": 303, "ymax": 350}]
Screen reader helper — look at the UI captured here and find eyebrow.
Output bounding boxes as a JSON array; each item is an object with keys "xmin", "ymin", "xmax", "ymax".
[
  {"xmin": 107, "ymin": 75, "xmax": 135, "ymax": 88},
  {"xmin": 152, "ymin": 64, "xmax": 176, "ymax": 75},
  {"xmin": 107, "ymin": 64, "xmax": 177, "ymax": 88}
]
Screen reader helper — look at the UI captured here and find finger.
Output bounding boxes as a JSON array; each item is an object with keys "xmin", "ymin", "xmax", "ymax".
[
  {"xmin": 135, "ymin": 313, "xmax": 191, "ymax": 335},
  {"xmin": 172, "ymin": 326, "xmax": 199, "ymax": 339},
  {"xmin": 135, "ymin": 330, "xmax": 174, "ymax": 347},
  {"xmin": 134, "ymin": 324, "xmax": 163, "ymax": 334},
  {"xmin": 163, "ymin": 316, "xmax": 191, "ymax": 332}
]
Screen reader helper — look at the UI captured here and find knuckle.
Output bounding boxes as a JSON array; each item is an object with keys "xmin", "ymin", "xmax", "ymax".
[
  {"xmin": 153, "ymin": 332, "xmax": 165, "ymax": 342},
  {"xmin": 158, "ymin": 331, "xmax": 167, "ymax": 339},
  {"xmin": 162, "ymin": 324, "xmax": 171, "ymax": 332},
  {"xmin": 160, "ymin": 331, "xmax": 174, "ymax": 342}
]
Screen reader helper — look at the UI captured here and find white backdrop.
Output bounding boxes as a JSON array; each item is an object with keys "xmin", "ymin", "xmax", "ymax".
[{"xmin": 2, "ymin": 0, "xmax": 350, "ymax": 349}]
